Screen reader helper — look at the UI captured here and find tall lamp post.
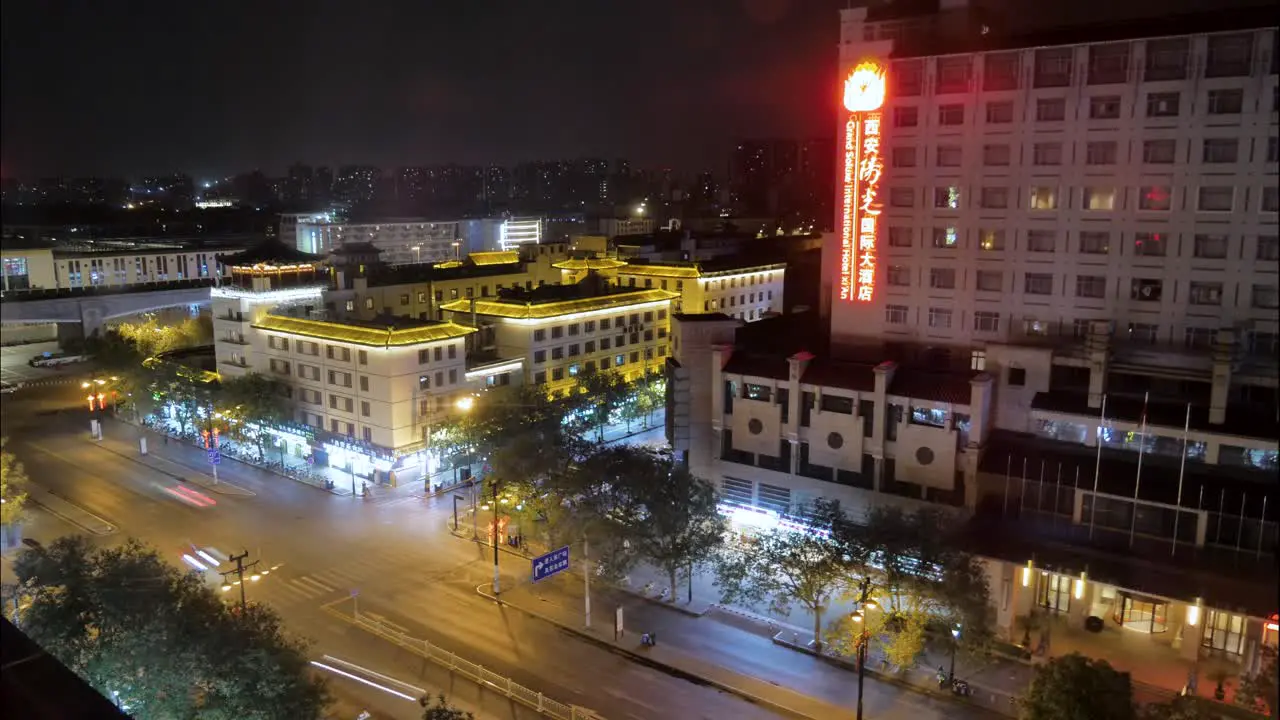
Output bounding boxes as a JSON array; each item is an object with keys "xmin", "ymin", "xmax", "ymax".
[
  {"xmin": 850, "ymin": 575, "xmax": 877, "ymax": 720},
  {"xmin": 948, "ymin": 622, "xmax": 963, "ymax": 683}
]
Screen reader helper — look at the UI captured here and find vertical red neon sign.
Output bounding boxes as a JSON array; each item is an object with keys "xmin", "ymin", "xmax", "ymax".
[{"xmin": 839, "ymin": 62, "xmax": 887, "ymax": 304}]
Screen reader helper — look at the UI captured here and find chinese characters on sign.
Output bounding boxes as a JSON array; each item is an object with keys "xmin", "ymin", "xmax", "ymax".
[{"xmin": 839, "ymin": 61, "xmax": 888, "ymax": 305}]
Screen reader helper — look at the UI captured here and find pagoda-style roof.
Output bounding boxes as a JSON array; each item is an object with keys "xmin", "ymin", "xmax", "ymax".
[
  {"xmin": 552, "ymin": 258, "xmax": 628, "ymax": 271},
  {"xmin": 252, "ymin": 314, "xmax": 475, "ymax": 347},
  {"xmin": 220, "ymin": 238, "xmax": 324, "ymax": 268}
]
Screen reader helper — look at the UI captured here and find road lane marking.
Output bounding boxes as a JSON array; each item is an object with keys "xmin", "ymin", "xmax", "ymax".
[{"xmin": 294, "ymin": 576, "xmax": 335, "ymax": 594}]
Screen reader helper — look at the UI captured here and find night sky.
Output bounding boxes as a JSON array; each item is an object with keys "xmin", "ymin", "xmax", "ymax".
[
  {"xmin": 1, "ymin": 0, "xmax": 1258, "ymax": 179},
  {"xmin": 1, "ymin": 0, "xmax": 843, "ymax": 178}
]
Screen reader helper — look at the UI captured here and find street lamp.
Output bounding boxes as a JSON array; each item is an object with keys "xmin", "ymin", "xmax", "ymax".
[
  {"xmin": 850, "ymin": 576, "xmax": 877, "ymax": 720},
  {"xmin": 948, "ymin": 622, "xmax": 963, "ymax": 684},
  {"xmin": 411, "ymin": 245, "xmax": 421, "ymax": 264}
]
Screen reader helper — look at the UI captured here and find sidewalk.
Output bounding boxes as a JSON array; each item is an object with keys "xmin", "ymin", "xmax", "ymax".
[
  {"xmin": 92, "ymin": 428, "xmax": 256, "ymax": 497},
  {"xmin": 126, "ymin": 416, "xmax": 352, "ymax": 496}
]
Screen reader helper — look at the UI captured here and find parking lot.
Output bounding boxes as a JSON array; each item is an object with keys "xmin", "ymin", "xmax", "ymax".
[{"xmin": 0, "ymin": 341, "xmax": 76, "ymax": 385}]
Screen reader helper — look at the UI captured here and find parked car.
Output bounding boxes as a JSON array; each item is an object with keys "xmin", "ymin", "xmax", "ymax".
[{"xmin": 0, "ymin": 380, "xmax": 20, "ymax": 394}]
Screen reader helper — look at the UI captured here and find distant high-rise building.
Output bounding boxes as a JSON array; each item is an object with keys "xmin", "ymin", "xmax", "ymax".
[
  {"xmin": 334, "ymin": 165, "xmax": 381, "ymax": 204},
  {"xmin": 285, "ymin": 163, "xmax": 316, "ymax": 206},
  {"xmin": 315, "ymin": 167, "xmax": 334, "ymax": 204}
]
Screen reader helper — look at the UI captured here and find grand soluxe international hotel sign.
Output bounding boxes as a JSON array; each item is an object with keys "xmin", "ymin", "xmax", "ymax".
[{"xmin": 839, "ymin": 61, "xmax": 887, "ymax": 305}]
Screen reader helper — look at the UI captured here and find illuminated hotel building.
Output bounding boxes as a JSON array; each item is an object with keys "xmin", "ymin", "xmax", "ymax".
[
  {"xmin": 212, "ymin": 240, "xmax": 478, "ymax": 483},
  {"xmin": 441, "ymin": 283, "xmax": 676, "ymax": 397},
  {"xmin": 668, "ymin": 2, "xmax": 1277, "ymax": 672},
  {"xmin": 558, "ymin": 257, "xmax": 787, "ymax": 322}
]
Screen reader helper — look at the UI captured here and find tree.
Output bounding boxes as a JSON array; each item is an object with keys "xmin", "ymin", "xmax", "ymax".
[
  {"xmin": 579, "ymin": 447, "xmax": 726, "ymax": 598},
  {"xmin": 421, "ymin": 694, "xmax": 473, "ymax": 720},
  {"xmin": 1, "ymin": 437, "xmax": 29, "ymax": 530},
  {"xmin": 13, "ymin": 536, "xmax": 329, "ymax": 719},
  {"xmin": 1235, "ymin": 646, "xmax": 1278, "ymax": 719},
  {"xmin": 218, "ymin": 373, "xmax": 293, "ymax": 461},
  {"xmin": 573, "ymin": 367, "xmax": 630, "ymax": 441},
  {"xmin": 1021, "ymin": 653, "xmax": 1135, "ymax": 720},
  {"xmin": 714, "ymin": 499, "xmax": 862, "ymax": 650}
]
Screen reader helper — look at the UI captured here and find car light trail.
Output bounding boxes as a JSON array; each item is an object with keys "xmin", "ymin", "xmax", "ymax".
[
  {"xmin": 181, "ymin": 554, "xmax": 208, "ymax": 571},
  {"xmin": 195, "ymin": 549, "xmax": 220, "ymax": 566},
  {"xmin": 310, "ymin": 660, "xmax": 418, "ymax": 702}
]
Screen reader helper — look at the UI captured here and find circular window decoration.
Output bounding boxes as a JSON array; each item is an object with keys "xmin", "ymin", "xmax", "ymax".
[
  {"xmin": 827, "ymin": 432, "xmax": 844, "ymax": 450},
  {"xmin": 747, "ymin": 418, "xmax": 764, "ymax": 435},
  {"xmin": 915, "ymin": 446, "xmax": 935, "ymax": 466}
]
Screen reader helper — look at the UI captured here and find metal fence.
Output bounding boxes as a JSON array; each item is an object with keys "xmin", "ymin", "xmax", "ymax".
[{"xmin": 324, "ymin": 601, "xmax": 604, "ymax": 720}]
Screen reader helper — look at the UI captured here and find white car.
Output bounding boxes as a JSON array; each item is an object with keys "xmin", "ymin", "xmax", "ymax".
[{"xmin": 0, "ymin": 381, "xmax": 20, "ymax": 394}]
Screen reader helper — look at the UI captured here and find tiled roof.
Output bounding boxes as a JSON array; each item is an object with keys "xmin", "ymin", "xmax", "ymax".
[
  {"xmin": 1031, "ymin": 391, "xmax": 1279, "ymax": 443},
  {"xmin": 800, "ymin": 359, "xmax": 877, "ymax": 392},
  {"xmin": 468, "ymin": 251, "xmax": 521, "ymax": 266},
  {"xmin": 888, "ymin": 369, "xmax": 975, "ymax": 405},
  {"xmin": 722, "ymin": 353, "xmax": 790, "ymax": 381},
  {"xmin": 252, "ymin": 314, "xmax": 475, "ymax": 347},
  {"xmin": 552, "ymin": 258, "xmax": 628, "ymax": 271},
  {"xmin": 439, "ymin": 288, "xmax": 677, "ymax": 320}
]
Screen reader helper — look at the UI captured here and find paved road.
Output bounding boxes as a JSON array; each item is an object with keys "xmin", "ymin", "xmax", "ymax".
[
  {"xmin": 0, "ymin": 386, "xmax": 778, "ymax": 720},
  {"xmin": 0, "ymin": 341, "xmax": 73, "ymax": 384}
]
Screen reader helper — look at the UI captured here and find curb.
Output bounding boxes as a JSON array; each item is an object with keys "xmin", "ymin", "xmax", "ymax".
[
  {"xmin": 772, "ymin": 634, "xmax": 1018, "ymax": 717},
  {"xmin": 91, "ymin": 437, "xmax": 256, "ymax": 497},
  {"xmin": 474, "ymin": 584, "xmax": 817, "ymax": 720}
]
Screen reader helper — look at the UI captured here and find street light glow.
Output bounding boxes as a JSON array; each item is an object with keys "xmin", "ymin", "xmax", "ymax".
[{"xmin": 455, "ymin": 396, "xmax": 476, "ymax": 412}]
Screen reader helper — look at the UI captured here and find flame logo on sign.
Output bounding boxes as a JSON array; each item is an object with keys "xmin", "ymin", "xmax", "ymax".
[{"xmin": 843, "ymin": 61, "xmax": 887, "ymax": 113}]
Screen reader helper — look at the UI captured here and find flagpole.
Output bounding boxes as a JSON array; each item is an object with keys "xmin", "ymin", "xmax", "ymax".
[
  {"xmin": 1128, "ymin": 391, "xmax": 1149, "ymax": 548},
  {"xmin": 1171, "ymin": 403, "xmax": 1191, "ymax": 557},
  {"xmin": 1089, "ymin": 394, "xmax": 1107, "ymax": 540}
]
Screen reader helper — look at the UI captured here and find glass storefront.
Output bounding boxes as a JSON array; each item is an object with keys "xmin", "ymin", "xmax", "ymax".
[
  {"xmin": 1202, "ymin": 610, "xmax": 1246, "ymax": 655},
  {"xmin": 1038, "ymin": 572, "xmax": 1072, "ymax": 613},
  {"xmin": 1113, "ymin": 591, "xmax": 1168, "ymax": 633}
]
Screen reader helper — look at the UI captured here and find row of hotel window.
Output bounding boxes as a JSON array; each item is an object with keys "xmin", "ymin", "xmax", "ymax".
[
  {"xmin": 61, "ymin": 255, "xmax": 214, "ymax": 286},
  {"xmin": 871, "ymin": 33, "xmax": 1274, "ymax": 90},
  {"xmin": 885, "ymin": 88, "xmax": 1277, "ymax": 129},
  {"xmin": 532, "ymin": 329, "xmax": 666, "ymax": 363},
  {"xmin": 885, "ymin": 228, "xmax": 1280, "ymax": 260},
  {"xmin": 265, "ymin": 335, "xmax": 460, "ymax": 366},
  {"xmin": 890, "ymin": 137, "xmax": 1279, "ymax": 169},
  {"xmin": 1034, "ymin": 419, "xmax": 1279, "ymax": 472},
  {"xmin": 265, "ymin": 358, "xmax": 462, "ymax": 392},
  {"xmin": 883, "ymin": 304, "xmax": 1279, "ymax": 348},
  {"xmin": 883, "ymin": 184, "xmax": 1279, "ymax": 213},
  {"xmin": 884, "ymin": 267, "xmax": 1279, "ymax": 307},
  {"xmin": 296, "ymin": 412, "xmax": 373, "ymax": 443},
  {"xmin": 530, "ymin": 347, "xmax": 665, "ymax": 385},
  {"xmin": 530, "ymin": 310, "xmax": 667, "ymax": 342}
]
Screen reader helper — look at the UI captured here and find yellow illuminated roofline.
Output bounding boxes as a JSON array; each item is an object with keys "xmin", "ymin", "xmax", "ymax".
[
  {"xmin": 440, "ymin": 289, "xmax": 677, "ymax": 323},
  {"xmin": 468, "ymin": 251, "xmax": 521, "ymax": 266},
  {"xmin": 616, "ymin": 265, "xmax": 701, "ymax": 279},
  {"xmin": 252, "ymin": 314, "xmax": 476, "ymax": 347},
  {"xmin": 229, "ymin": 263, "xmax": 321, "ymax": 273},
  {"xmin": 696, "ymin": 263, "xmax": 787, "ymax": 282},
  {"xmin": 433, "ymin": 260, "xmax": 464, "ymax": 269},
  {"xmin": 552, "ymin": 258, "xmax": 628, "ymax": 271}
]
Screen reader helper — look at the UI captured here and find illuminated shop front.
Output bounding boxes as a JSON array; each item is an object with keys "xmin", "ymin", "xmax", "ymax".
[
  {"xmin": 1113, "ymin": 591, "xmax": 1168, "ymax": 634},
  {"xmin": 838, "ymin": 60, "xmax": 886, "ymax": 305}
]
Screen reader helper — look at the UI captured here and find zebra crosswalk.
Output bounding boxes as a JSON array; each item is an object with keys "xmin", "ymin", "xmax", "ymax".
[{"xmin": 186, "ymin": 543, "xmax": 429, "ymax": 611}]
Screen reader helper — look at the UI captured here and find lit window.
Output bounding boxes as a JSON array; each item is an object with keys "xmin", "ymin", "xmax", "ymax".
[
  {"xmin": 978, "ymin": 230, "xmax": 1005, "ymax": 251},
  {"xmin": 1138, "ymin": 186, "xmax": 1172, "ymax": 211},
  {"xmin": 1082, "ymin": 187, "xmax": 1118, "ymax": 211},
  {"xmin": 931, "ymin": 227, "xmax": 960, "ymax": 249},
  {"xmin": 1133, "ymin": 232, "xmax": 1168, "ymax": 257},
  {"xmin": 1029, "ymin": 187, "xmax": 1058, "ymax": 210},
  {"xmin": 933, "ymin": 186, "xmax": 961, "ymax": 209}
]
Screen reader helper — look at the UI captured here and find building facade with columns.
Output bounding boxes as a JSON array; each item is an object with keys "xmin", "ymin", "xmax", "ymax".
[{"xmin": 666, "ymin": 1, "xmax": 1278, "ymax": 673}]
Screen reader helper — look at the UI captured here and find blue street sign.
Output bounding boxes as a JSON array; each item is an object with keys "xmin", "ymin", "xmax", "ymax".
[
  {"xmin": 207, "ymin": 449, "xmax": 221, "ymax": 465},
  {"xmin": 532, "ymin": 545, "xmax": 571, "ymax": 583}
]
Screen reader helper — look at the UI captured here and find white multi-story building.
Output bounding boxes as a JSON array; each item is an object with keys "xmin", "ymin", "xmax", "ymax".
[
  {"xmin": 211, "ymin": 241, "xmax": 477, "ymax": 484},
  {"xmin": 296, "ymin": 217, "xmax": 462, "ymax": 265},
  {"xmin": 441, "ymin": 285, "xmax": 676, "ymax": 396},
  {"xmin": 828, "ymin": 7, "xmax": 1278, "ymax": 360}
]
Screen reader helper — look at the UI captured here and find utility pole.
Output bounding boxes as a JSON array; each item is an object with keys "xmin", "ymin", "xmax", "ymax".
[
  {"xmin": 491, "ymin": 480, "xmax": 501, "ymax": 595},
  {"xmin": 219, "ymin": 550, "xmax": 260, "ymax": 613}
]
